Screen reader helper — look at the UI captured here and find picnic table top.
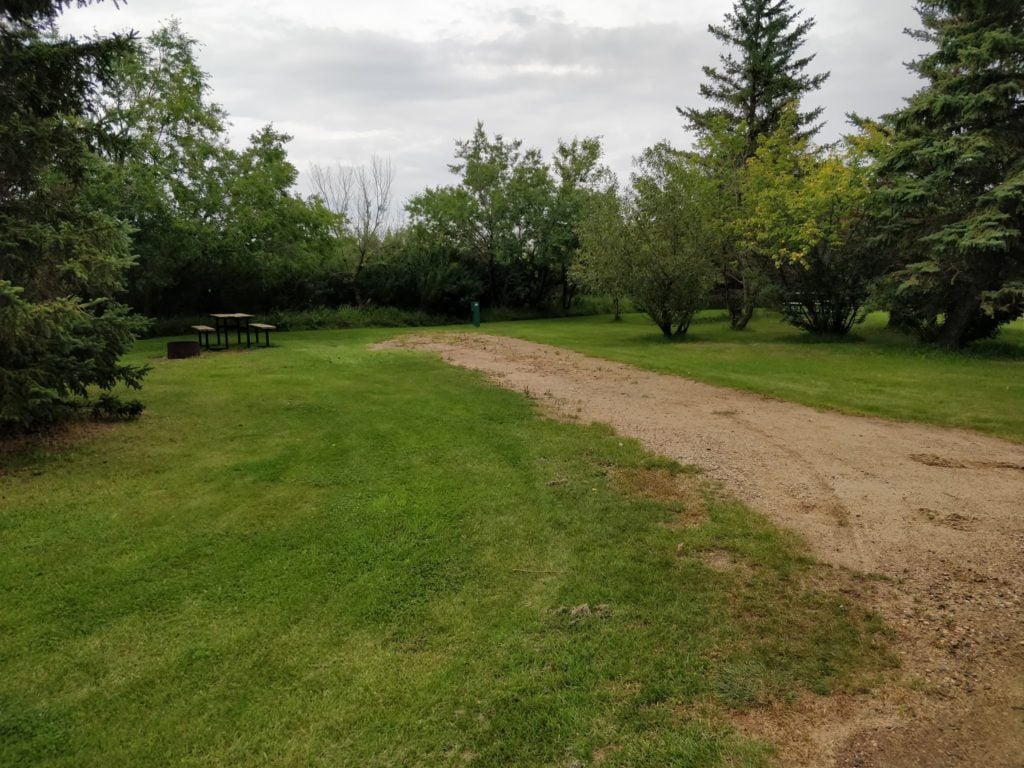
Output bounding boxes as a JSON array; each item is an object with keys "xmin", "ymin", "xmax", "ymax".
[{"xmin": 210, "ymin": 313, "xmax": 255, "ymax": 319}]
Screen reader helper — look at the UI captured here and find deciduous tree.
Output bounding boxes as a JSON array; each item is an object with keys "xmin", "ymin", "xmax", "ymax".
[
  {"xmin": 220, "ymin": 126, "xmax": 341, "ymax": 310},
  {"xmin": 309, "ymin": 155, "xmax": 395, "ymax": 299},
  {"xmin": 573, "ymin": 184, "xmax": 630, "ymax": 321},
  {"xmin": 92, "ymin": 22, "xmax": 345, "ymax": 315},
  {"xmin": 548, "ymin": 138, "xmax": 615, "ymax": 310},
  {"xmin": 740, "ymin": 109, "xmax": 887, "ymax": 335},
  {"xmin": 90, "ymin": 21, "xmax": 231, "ymax": 316},
  {"xmin": 406, "ymin": 124, "xmax": 608, "ymax": 311},
  {"xmin": 625, "ymin": 143, "xmax": 720, "ymax": 338}
]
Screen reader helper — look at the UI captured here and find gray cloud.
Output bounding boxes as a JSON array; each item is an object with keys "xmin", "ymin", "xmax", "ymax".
[{"xmin": 60, "ymin": 1, "xmax": 929, "ymax": 206}]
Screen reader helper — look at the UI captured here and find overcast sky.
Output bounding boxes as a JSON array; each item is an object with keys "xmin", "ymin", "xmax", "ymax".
[{"xmin": 60, "ymin": 1, "xmax": 930, "ymax": 205}]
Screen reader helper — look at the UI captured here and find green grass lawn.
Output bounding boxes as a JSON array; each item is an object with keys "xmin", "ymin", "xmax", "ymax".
[
  {"xmin": 0, "ymin": 330, "xmax": 893, "ymax": 767},
  {"xmin": 483, "ymin": 311, "xmax": 1024, "ymax": 443}
]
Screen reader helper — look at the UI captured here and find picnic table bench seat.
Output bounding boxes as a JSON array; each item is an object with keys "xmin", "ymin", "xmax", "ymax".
[
  {"xmin": 191, "ymin": 324, "xmax": 216, "ymax": 349},
  {"xmin": 249, "ymin": 322, "xmax": 276, "ymax": 347}
]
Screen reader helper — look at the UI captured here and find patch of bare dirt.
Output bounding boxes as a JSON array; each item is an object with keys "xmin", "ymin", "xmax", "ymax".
[
  {"xmin": 591, "ymin": 744, "xmax": 619, "ymax": 765},
  {"xmin": 609, "ymin": 466, "xmax": 709, "ymax": 529},
  {"xmin": 377, "ymin": 333, "xmax": 1024, "ymax": 767},
  {"xmin": 695, "ymin": 547, "xmax": 750, "ymax": 575}
]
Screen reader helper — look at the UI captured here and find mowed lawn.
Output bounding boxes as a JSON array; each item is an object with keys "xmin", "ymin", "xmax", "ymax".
[
  {"xmin": 0, "ymin": 330, "xmax": 893, "ymax": 767},
  {"xmin": 485, "ymin": 311, "xmax": 1024, "ymax": 443}
]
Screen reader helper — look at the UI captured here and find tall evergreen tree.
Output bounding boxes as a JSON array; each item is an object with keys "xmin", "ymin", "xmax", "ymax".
[
  {"xmin": 680, "ymin": 0, "xmax": 829, "ymax": 157},
  {"xmin": 0, "ymin": 0, "xmax": 148, "ymax": 433},
  {"xmin": 875, "ymin": 0, "xmax": 1024, "ymax": 348},
  {"xmin": 679, "ymin": 0, "xmax": 828, "ymax": 330}
]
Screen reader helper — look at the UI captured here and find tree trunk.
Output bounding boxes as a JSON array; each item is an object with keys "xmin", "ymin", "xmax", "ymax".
[
  {"xmin": 724, "ymin": 270, "xmax": 743, "ymax": 327},
  {"xmin": 352, "ymin": 260, "xmax": 364, "ymax": 305},
  {"xmin": 487, "ymin": 249, "xmax": 501, "ymax": 306},
  {"xmin": 612, "ymin": 296, "xmax": 621, "ymax": 322},
  {"xmin": 732, "ymin": 278, "xmax": 756, "ymax": 330},
  {"xmin": 733, "ymin": 299, "xmax": 755, "ymax": 330},
  {"xmin": 727, "ymin": 269, "xmax": 756, "ymax": 330},
  {"xmin": 560, "ymin": 265, "xmax": 574, "ymax": 311},
  {"xmin": 674, "ymin": 315, "xmax": 694, "ymax": 337},
  {"xmin": 655, "ymin": 310, "xmax": 673, "ymax": 337},
  {"xmin": 937, "ymin": 292, "xmax": 983, "ymax": 350}
]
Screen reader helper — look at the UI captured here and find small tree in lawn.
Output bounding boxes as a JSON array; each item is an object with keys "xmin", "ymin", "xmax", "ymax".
[
  {"xmin": 1, "ymin": 0, "xmax": 148, "ymax": 434},
  {"xmin": 740, "ymin": 108, "xmax": 888, "ymax": 335},
  {"xmin": 626, "ymin": 143, "xmax": 719, "ymax": 338},
  {"xmin": 873, "ymin": 0, "xmax": 1024, "ymax": 348}
]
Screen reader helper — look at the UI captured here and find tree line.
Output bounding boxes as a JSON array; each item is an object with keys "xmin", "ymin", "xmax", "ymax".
[
  {"xmin": 2, "ymin": 0, "xmax": 1022, "ymax": 432},
  {"xmin": 574, "ymin": 0, "xmax": 1023, "ymax": 348}
]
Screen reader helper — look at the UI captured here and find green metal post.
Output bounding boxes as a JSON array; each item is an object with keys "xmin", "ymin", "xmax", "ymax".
[{"xmin": 471, "ymin": 301, "xmax": 481, "ymax": 328}]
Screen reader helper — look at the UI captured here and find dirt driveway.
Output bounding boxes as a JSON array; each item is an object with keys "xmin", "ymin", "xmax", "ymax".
[{"xmin": 381, "ymin": 333, "xmax": 1024, "ymax": 768}]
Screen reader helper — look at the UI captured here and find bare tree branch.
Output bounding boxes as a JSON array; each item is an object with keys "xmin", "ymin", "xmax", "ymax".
[{"xmin": 308, "ymin": 156, "xmax": 395, "ymax": 294}]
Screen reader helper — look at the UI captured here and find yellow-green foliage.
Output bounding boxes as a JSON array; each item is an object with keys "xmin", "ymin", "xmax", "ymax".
[{"xmin": 739, "ymin": 108, "xmax": 879, "ymax": 269}]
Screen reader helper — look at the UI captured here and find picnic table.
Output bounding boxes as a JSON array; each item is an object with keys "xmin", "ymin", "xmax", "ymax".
[
  {"xmin": 190, "ymin": 313, "xmax": 277, "ymax": 351},
  {"xmin": 209, "ymin": 313, "xmax": 254, "ymax": 349}
]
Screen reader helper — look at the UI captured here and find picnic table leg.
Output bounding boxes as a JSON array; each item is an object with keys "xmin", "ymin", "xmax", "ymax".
[
  {"xmin": 245, "ymin": 321, "xmax": 251, "ymax": 349},
  {"xmin": 215, "ymin": 319, "xmax": 221, "ymax": 348},
  {"xmin": 236, "ymin": 321, "xmax": 242, "ymax": 347}
]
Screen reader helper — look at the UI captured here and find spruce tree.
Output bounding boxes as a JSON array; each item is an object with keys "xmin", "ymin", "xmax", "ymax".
[
  {"xmin": 679, "ymin": 1, "xmax": 828, "ymax": 330},
  {"xmin": 0, "ymin": 1, "xmax": 148, "ymax": 433},
  {"xmin": 875, "ymin": 0, "xmax": 1024, "ymax": 348},
  {"xmin": 680, "ymin": 0, "xmax": 829, "ymax": 157}
]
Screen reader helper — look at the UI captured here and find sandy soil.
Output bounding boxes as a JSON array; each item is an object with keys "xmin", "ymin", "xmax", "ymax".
[{"xmin": 379, "ymin": 333, "xmax": 1024, "ymax": 768}]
